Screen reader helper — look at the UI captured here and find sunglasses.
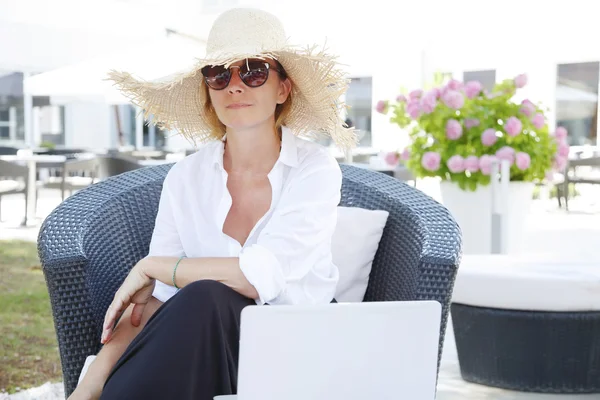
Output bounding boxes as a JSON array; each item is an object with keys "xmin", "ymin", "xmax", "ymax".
[{"xmin": 201, "ymin": 59, "xmax": 286, "ymax": 91}]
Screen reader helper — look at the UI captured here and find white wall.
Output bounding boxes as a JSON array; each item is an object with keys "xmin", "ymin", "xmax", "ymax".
[
  {"xmin": 165, "ymin": 130, "xmax": 197, "ymax": 151},
  {"xmin": 370, "ymin": 49, "xmax": 426, "ymax": 152},
  {"xmin": 64, "ymin": 102, "xmax": 114, "ymax": 150}
]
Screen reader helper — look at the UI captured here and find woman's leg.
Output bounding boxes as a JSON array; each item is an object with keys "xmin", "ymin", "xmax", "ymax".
[{"xmin": 100, "ymin": 280, "xmax": 255, "ymax": 400}]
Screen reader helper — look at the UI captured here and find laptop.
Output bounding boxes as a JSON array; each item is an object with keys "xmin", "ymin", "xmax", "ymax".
[{"xmin": 217, "ymin": 300, "xmax": 441, "ymax": 400}]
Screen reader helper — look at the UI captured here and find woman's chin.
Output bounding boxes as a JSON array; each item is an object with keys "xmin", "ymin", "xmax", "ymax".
[{"xmin": 224, "ymin": 118, "xmax": 269, "ymax": 132}]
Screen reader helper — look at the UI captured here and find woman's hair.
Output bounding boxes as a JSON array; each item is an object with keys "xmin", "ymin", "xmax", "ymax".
[{"xmin": 201, "ymin": 60, "xmax": 293, "ymax": 139}]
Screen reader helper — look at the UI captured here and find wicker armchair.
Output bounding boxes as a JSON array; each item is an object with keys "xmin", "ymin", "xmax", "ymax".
[{"xmin": 38, "ymin": 163, "xmax": 462, "ymax": 396}]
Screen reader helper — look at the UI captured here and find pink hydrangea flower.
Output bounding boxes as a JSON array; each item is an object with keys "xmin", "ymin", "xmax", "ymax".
[
  {"xmin": 555, "ymin": 126, "xmax": 568, "ymax": 140},
  {"xmin": 409, "ymin": 89, "xmax": 423, "ymax": 100},
  {"xmin": 421, "ymin": 151, "xmax": 441, "ymax": 172},
  {"xmin": 481, "ymin": 128, "xmax": 497, "ymax": 146},
  {"xmin": 442, "ymin": 90, "xmax": 465, "ymax": 109},
  {"xmin": 396, "ymin": 94, "xmax": 407, "ymax": 102},
  {"xmin": 401, "ymin": 147, "xmax": 410, "ymax": 161},
  {"xmin": 479, "ymin": 155, "xmax": 497, "ymax": 175},
  {"xmin": 554, "ymin": 155, "xmax": 568, "ymax": 171},
  {"xmin": 439, "ymin": 85, "xmax": 449, "ymax": 99},
  {"xmin": 464, "ymin": 81, "xmax": 483, "ymax": 99},
  {"xmin": 406, "ymin": 100, "xmax": 421, "ymax": 119},
  {"xmin": 519, "ymin": 99, "xmax": 535, "ymax": 117},
  {"xmin": 447, "ymin": 79, "xmax": 463, "ymax": 91},
  {"xmin": 505, "ymin": 116, "xmax": 523, "ymax": 137},
  {"xmin": 514, "ymin": 73, "xmax": 528, "ymax": 88},
  {"xmin": 375, "ymin": 100, "xmax": 388, "ymax": 114},
  {"xmin": 431, "ymin": 88, "xmax": 441, "ymax": 99},
  {"xmin": 465, "ymin": 119, "xmax": 480, "ymax": 129},
  {"xmin": 532, "ymin": 113, "xmax": 545, "ymax": 129},
  {"xmin": 446, "ymin": 119, "xmax": 463, "ymax": 140},
  {"xmin": 557, "ymin": 140, "xmax": 570, "ymax": 157},
  {"xmin": 384, "ymin": 151, "xmax": 400, "ymax": 166},
  {"xmin": 496, "ymin": 146, "xmax": 516, "ymax": 165},
  {"xmin": 515, "ymin": 152, "xmax": 531, "ymax": 170},
  {"xmin": 447, "ymin": 155, "xmax": 466, "ymax": 173},
  {"xmin": 420, "ymin": 92, "xmax": 437, "ymax": 114},
  {"xmin": 464, "ymin": 155, "xmax": 479, "ymax": 173}
]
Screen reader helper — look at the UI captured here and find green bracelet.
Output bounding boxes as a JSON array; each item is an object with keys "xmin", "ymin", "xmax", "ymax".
[{"xmin": 172, "ymin": 256, "xmax": 186, "ymax": 290}]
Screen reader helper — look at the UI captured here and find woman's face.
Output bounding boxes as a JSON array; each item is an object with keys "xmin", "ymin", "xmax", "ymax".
[{"xmin": 206, "ymin": 58, "xmax": 291, "ymax": 131}]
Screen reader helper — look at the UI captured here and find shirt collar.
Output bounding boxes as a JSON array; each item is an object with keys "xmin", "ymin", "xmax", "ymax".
[{"xmin": 213, "ymin": 126, "xmax": 299, "ymax": 169}]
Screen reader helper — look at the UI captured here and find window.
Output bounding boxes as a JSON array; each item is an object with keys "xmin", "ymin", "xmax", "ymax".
[
  {"xmin": 0, "ymin": 107, "xmax": 13, "ymax": 140},
  {"xmin": 556, "ymin": 62, "xmax": 599, "ymax": 146},
  {"xmin": 126, "ymin": 105, "xmax": 167, "ymax": 149},
  {"xmin": 345, "ymin": 77, "xmax": 373, "ymax": 147},
  {"xmin": 39, "ymin": 105, "xmax": 65, "ymax": 146},
  {"xmin": 463, "ymin": 70, "xmax": 496, "ymax": 92}
]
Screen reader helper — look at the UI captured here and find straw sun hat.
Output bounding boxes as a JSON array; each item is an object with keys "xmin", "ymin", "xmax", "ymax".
[{"xmin": 107, "ymin": 7, "xmax": 357, "ymax": 149}]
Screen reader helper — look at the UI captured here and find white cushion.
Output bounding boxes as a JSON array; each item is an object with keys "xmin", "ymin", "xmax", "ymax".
[
  {"xmin": 332, "ymin": 206, "xmax": 389, "ymax": 302},
  {"xmin": 78, "ymin": 355, "xmax": 97, "ymax": 384},
  {"xmin": 452, "ymin": 254, "xmax": 600, "ymax": 312}
]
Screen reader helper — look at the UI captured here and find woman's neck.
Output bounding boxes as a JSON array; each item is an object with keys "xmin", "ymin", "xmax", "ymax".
[{"xmin": 223, "ymin": 124, "xmax": 281, "ymax": 174}]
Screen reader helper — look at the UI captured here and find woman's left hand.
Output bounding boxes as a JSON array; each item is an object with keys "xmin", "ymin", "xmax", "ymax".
[{"xmin": 101, "ymin": 262, "xmax": 156, "ymax": 344}]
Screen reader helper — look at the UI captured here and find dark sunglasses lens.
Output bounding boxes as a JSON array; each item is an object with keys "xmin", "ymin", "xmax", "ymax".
[
  {"xmin": 202, "ymin": 65, "xmax": 230, "ymax": 90},
  {"xmin": 240, "ymin": 62, "xmax": 269, "ymax": 87}
]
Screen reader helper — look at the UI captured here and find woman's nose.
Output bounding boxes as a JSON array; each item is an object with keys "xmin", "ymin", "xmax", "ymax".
[{"xmin": 227, "ymin": 67, "xmax": 245, "ymax": 94}]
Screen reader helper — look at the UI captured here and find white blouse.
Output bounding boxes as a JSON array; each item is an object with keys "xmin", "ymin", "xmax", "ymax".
[{"xmin": 148, "ymin": 126, "xmax": 342, "ymax": 305}]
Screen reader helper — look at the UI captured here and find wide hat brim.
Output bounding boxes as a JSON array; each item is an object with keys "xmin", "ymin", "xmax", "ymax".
[{"xmin": 107, "ymin": 42, "xmax": 358, "ymax": 149}]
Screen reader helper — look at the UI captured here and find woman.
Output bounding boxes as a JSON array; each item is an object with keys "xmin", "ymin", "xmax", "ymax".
[{"xmin": 69, "ymin": 7, "xmax": 356, "ymax": 400}]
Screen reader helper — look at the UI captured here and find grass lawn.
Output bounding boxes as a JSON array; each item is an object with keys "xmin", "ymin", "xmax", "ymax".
[{"xmin": 0, "ymin": 240, "xmax": 62, "ymax": 394}]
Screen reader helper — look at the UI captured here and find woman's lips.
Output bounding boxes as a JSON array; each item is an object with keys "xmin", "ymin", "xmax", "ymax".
[{"xmin": 226, "ymin": 103, "xmax": 252, "ymax": 109}]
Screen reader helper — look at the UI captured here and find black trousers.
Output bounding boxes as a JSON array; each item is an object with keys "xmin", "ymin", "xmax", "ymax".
[
  {"xmin": 100, "ymin": 280, "xmax": 336, "ymax": 400},
  {"xmin": 100, "ymin": 280, "xmax": 255, "ymax": 400}
]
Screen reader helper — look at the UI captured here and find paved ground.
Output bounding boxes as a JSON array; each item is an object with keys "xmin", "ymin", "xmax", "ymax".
[{"xmin": 1, "ymin": 181, "xmax": 599, "ymax": 399}]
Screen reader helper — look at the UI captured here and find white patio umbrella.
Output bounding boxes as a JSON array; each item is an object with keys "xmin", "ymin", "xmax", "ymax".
[
  {"xmin": 23, "ymin": 33, "xmax": 206, "ymax": 104},
  {"xmin": 0, "ymin": 0, "xmax": 167, "ymax": 72}
]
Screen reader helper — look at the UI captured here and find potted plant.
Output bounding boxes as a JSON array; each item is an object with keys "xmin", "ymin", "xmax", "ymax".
[{"xmin": 376, "ymin": 73, "xmax": 569, "ymax": 254}]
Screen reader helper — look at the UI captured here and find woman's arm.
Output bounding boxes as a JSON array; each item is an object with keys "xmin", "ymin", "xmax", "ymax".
[
  {"xmin": 100, "ymin": 256, "xmax": 259, "ymax": 348},
  {"xmin": 141, "ymin": 256, "xmax": 259, "ymax": 300},
  {"xmin": 69, "ymin": 297, "xmax": 163, "ymax": 400}
]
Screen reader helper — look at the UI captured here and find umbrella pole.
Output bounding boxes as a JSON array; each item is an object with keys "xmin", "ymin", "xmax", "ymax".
[
  {"xmin": 23, "ymin": 72, "xmax": 34, "ymax": 148},
  {"xmin": 114, "ymin": 105, "xmax": 124, "ymax": 146}
]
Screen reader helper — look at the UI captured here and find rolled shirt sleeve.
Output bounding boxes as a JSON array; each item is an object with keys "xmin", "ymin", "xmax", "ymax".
[
  {"xmin": 147, "ymin": 169, "xmax": 186, "ymax": 302},
  {"xmin": 239, "ymin": 151, "xmax": 342, "ymax": 305}
]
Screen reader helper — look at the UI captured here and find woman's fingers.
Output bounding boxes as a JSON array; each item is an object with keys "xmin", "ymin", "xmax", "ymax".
[
  {"xmin": 100, "ymin": 269, "xmax": 153, "ymax": 344},
  {"xmin": 130, "ymin": 303, "xmax": 146, "ymax": 327},
  {"xmin": 101, "ymin": 293, "xmax": 129, "ymax": 344}
]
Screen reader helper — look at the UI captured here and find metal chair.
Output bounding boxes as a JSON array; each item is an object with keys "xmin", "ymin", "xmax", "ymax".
[
  {"xmin": 42, "ymin": 156, "xmax": 100, "ymax": 201},
  {"xmin": 0, "ymin": 159, "xmax": 30, "ymax": 222}
]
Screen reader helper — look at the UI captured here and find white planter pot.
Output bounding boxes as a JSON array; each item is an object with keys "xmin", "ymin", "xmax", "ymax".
[{"xmin": 440, "ymin": 181, "xmax": 535, "ymax": 255}]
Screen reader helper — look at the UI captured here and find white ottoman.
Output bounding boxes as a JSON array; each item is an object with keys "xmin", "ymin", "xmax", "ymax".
[{"xmin": 450, "ymin": 254, "xmax": 600, "ymax": 394}]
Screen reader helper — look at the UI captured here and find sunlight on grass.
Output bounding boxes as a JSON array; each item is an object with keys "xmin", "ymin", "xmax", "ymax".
[{"xmin": 0, "ymin": 240, "xmax": 61, "ymax": 394}]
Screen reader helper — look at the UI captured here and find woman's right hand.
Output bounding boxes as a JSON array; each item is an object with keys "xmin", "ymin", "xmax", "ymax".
[{"xmin": 101, "ymin": 263, "xmax": 155, "ymax": 344}]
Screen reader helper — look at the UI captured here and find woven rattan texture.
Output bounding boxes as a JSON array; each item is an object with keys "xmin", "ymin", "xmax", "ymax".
[
  {"xmin": 452, "ymin": 303, "xmax": 600, "ymax": 393},
  {"xmin": 39, "ymin": 163, "xmax": 461, "ymax": 396}
]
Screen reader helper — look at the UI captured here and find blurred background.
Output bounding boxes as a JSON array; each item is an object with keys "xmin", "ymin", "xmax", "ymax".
[
  {"xmin": 1, "ymin": 0, "xmax": 598, "ymax": 156},
  {"xmin": 1, "ymin": 1, "xmax": 600, "ymax": 399}
]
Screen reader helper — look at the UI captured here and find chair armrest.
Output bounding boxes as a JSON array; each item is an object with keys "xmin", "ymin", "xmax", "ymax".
[
  {"xmin": 38, "ymin": 163, "xmax": 173, "ymax": 396},
  {"xmin": 339, "ymin": 164, "xmax": 462, "ymax": 370}
]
